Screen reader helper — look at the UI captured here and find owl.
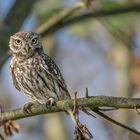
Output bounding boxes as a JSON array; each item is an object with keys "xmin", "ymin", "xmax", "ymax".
[{"xmin": 9, "ymin": 31, "xmax": 71, "ymax": 106}]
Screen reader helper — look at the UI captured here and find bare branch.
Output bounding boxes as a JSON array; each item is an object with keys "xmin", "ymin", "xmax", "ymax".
[
  {"xmin": 1, "ymin": 3, "xmax": 140, "ymax": 69},
  {"xmin": 93, "ymin": 109, "xmax": 140, "ymax": 136},
  {"xmin": 39, "ymin": 4, "xmax": 140, "ymax": 35},
  {"xmin": 1, "ymin": 96, "xmax": 140, "ymax": 122},
  {"xmin": 36, "ymin": 2, "xmax": 85, "ymax": 36}
]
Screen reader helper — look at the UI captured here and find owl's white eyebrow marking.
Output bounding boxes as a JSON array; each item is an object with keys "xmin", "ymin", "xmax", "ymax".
[
  {"xmin": 11, "ymin": 36, "xmax": 22, "ymax": 40},
  {"xmin": 10, "ymin": 36, "xmax": 16, "ymax": 39},
  {"xmin": 31, "ymin": 35, "xmax": 39, "ymax": 41}
]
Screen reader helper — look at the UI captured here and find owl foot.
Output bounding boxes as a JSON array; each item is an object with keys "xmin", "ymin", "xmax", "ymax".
[
  {"xmin": 45, "ymin": 97, "xmax": 56, "ymax": 108},
  {"xmin": 23, "ymin": 101, "xmax": 39, "ymax": 114}
]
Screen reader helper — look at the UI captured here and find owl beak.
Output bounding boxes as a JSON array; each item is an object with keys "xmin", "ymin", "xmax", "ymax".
[{"xmin": 24, "ymin": 44, "xmax": 31, "ymax": 53}]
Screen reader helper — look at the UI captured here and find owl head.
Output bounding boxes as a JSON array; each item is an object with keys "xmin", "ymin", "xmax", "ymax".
[{"xmin": 9, "ymin": 31, "xmax": 43, "ymax": 58}]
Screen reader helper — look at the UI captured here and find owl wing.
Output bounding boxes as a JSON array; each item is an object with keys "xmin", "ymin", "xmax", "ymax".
[
  {"xmin": 10, "ymin": 65, "xmax": 21, "ymax": 91},
  {"xmin": 40, "ymin": 53, "xmax": 71, "ymax": 98}
]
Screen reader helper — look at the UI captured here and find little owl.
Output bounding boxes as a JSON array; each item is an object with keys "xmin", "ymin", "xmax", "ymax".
[{"xmin": 9, "ymin": 31, "xmax": 71, "ymax": 107}]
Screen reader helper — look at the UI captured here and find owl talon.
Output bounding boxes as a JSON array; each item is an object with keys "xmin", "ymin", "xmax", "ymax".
[
  {"xmin": 46, "ymin": 98, "xmax": 56, "ymax": 108},
  {"xmin": 23, "ymin": 101, "xmax": 38, "ymax": 114}
]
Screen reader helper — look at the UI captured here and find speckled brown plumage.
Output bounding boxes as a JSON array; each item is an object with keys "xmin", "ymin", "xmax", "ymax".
[{"xmin": 9, "ymin": 31, "xmax": 71, "ymax": 104}]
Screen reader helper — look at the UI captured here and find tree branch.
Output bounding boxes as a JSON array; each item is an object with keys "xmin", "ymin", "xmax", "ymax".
[
  {"xmin": 1, "ymin": 96, "xmax": 140, "ymax": 122},
  {"xmin": 93, "ymin": 109, "xmax": 140, "ymax": 136},
  {"xmin": 38, "ymin": 4, "xmax": 140, "ymax": 35},
  {"xmin": 36, "ymin": 2, "xmax": 85, "ymax": 36},
  {"xmin": 1, "ymin": 3, "xmax": 140, "ymax": 69}
]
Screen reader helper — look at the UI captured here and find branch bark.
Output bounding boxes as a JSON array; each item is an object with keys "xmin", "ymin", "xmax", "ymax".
[{"xmin": 1, "ymin": 96, "xmax": 140, "ymax": 122}]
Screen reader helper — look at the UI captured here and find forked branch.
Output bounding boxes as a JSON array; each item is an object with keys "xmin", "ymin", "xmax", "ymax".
[
  {"xmin": 1, "ymin": 95, "xmax": 140, "ymax": 138},
  {"xmin": 1, "ymin": 96, "xmax": 140, "ymax": 122}
]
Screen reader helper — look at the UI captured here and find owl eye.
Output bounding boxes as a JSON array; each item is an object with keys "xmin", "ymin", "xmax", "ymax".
[
  {"xmin": 15, "ymin": 39, "xmax": 21, "ymax": 45},
  {"xmin": 31, "ymin": 38, "xmax": 38, "ymax": 44}
]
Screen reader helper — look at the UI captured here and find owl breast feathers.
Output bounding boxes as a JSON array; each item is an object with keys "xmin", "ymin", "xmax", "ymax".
[{"xmin": 9, "ymin": 31, "xmax": 71, "ymax": 104}]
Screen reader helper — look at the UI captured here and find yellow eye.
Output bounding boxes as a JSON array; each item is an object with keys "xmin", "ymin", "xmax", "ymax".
[
  {"xmin": 32, "ymin": 38, "xmax": 38, "ymax": 44},
  {"xmin": 15, "ymin": 39, "xmax": 21, "ymax": 45}
]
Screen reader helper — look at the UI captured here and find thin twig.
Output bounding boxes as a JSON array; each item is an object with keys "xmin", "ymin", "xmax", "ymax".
[
  {"xmin": 85, "ymin": 88, "xmax": 89, "ymax": 98},
  {"xmin": 72, "ymin": 92, "xmax": 79, "ymax": 116},
  {"xmin": 0, "ymin": 134, "xmax": 5, "ymax": 140},
  {"xmin": 98, "ymin": 107, "xmax": 118, "ymax": 112},
  {"xmin": 93, "ymin": 109, "xmax": 140, "ymax": 136}
]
